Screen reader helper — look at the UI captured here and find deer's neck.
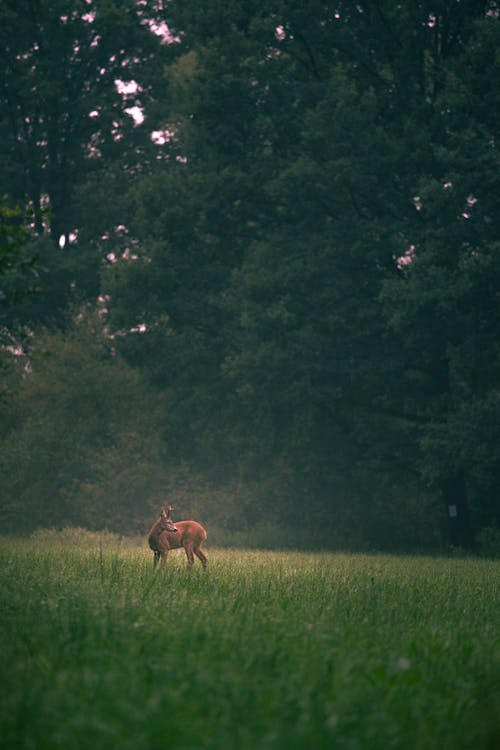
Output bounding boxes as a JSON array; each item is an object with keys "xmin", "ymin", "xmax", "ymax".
[{"xmin": 149, "ymin": 517, "xmax": 164, "ymax": 538}]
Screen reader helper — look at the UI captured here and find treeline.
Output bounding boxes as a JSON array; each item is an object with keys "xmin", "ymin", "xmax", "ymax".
[{"xmin": 1, "ymin": 1, "xmax": 499, "ymax": 552}]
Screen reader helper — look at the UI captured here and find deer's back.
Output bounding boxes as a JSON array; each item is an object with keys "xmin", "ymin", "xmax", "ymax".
[{"xmin": 165, "ymin": 520, "xmax": 207, "ymax": 549}]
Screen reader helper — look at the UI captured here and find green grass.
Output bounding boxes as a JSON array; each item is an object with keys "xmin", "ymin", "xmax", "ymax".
[{"xmin": 0, "ymin": 537, "xmax": 498, "ymax": 750}]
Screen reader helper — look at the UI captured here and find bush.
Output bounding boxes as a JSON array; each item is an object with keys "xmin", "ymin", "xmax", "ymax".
[
  {"xmin": 476, "ymin": 526, "xmax": 500, "ymax": 558},
  {"xmin": 207, "ymin": 522, "xmax": 370, "ymax": 551},
  {"xmin": 29, "ymin": 527, "xmax": 143, "ymax": 549}
]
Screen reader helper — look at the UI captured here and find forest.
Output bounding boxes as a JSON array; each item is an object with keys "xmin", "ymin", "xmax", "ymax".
[{"xmin": 0, "ymin": 0, "xmax": 499, "ymax": 552}]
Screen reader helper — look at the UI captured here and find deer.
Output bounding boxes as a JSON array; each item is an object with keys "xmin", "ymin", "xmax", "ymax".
[{"xmin": 148, "ymin": 504, "xmax": 208, "ymax": 570}]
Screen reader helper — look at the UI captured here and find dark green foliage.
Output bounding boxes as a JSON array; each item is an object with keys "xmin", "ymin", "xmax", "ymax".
[
  {"xmin": 0, "ymin": 203, "xmax": 39, "ymax": 324},
  {"xmin": 103, "ymin": 1, "xmax": 499, "ymax": 546},
  {"xmin": 0, "ymin": 0, "xmax": 172, "ymax": 324},
  {"xmin": 0, "ymin": 311, "xmax": 169, "ymax": 532},
  {"xmin": 1, "ymin": 1, "xmax": 499, "ymax": 549}
]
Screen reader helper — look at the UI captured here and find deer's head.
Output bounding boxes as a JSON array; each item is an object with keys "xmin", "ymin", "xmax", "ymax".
[{"xmin": 160, "ymin": 507, "xmax": 177, "ymax": 533}]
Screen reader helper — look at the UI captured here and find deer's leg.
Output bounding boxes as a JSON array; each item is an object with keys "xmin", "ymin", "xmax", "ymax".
[
  {"xmin": 153, "ymin": 550, "xmax": 161, "ymax": 568},
  {"xmin": 157, "ymin": 532, "xmax": 171, "ymax": 570},
  {"xmin": 194, "ymin": 546, "xmax": 207, "ymax": 570},
  {"xmin": 159, "ymin": 548, "xmax": 169, "ymax": 569},
  {"xmin": 183, "ymin": 541, "xmax": 195, "ymax": 568}
]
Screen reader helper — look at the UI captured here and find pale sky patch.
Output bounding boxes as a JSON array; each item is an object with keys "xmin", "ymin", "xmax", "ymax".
[
  {"xmin": 396, "ymin": 244, "xmax": 415, "ymax": 270},
  {"xmin": 125, "ymin": 106, "xmax": 145, "ymax": 125},
  {"xmin": 122, "ymin": 248, "xmax": 139, "ymax": 260},
  {"xmin": 59, "ymin": 231, "xmax": 79, "ymax": 247},
  {"xmin": 151, "ymin": 128, "xmax": 175, "ymax": 144},
  {"xmin": 115, "ymin": 79, "xmax": 141, "ymax": 95},
  {"xmin": 111, "ymin": 120, "xmax": 124, "ymax": 140},
  {"xmin": 145, "ymin": 19, "xmax": 180, "ymax": 44}
]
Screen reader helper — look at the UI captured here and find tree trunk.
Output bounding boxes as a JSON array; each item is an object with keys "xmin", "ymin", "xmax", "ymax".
[{"xmin": 440, "ymin": 472, "xmax": 475, "ymax": 550}]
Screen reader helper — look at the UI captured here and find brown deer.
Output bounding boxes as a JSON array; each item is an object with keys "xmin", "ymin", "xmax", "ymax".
[{"xmin": 148, "ymin": 505, "xmax": 207, "ymax": 570}]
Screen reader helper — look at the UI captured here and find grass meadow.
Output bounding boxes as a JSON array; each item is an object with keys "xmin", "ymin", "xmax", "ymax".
[{"xmin": 0, "ymin": 534, "xmax": 498, "ymax": 750}]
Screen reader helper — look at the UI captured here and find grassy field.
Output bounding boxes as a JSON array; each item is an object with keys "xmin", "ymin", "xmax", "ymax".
[{"xmin": 0, "ymin": 535, "xmax": 498, "ymax": 750}]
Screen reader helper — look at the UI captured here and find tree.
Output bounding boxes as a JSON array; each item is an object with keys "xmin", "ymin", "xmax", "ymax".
[
  {"xmin": 0, "ymin": 202, "xmax": 38, "ymax": 324},
  {"xmin": 0, "ymin": 200, "xmax": 41, "ymax": 380},
  {"xmin": 102, "ymin": 1, "xmax": 499, "ymax": 548},
  {"xmin": 380, "ymin": 9, "xmax": 500, "ymax": 546},
  {"xmin": 0, "ymin": 309, "xmax": 169, "ymax": 532},
  {"xmin": 0, "ymin": 0, "xmax": 173, "ymax": 325}
]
